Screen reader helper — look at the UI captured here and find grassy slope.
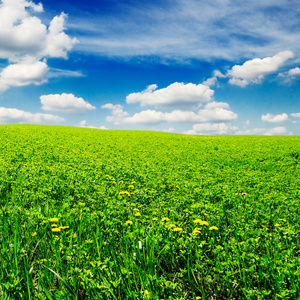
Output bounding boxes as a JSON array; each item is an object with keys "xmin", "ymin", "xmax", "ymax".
[{"xmin": 0, "ymin": 125, "xmax": 299, "ymax": 299}]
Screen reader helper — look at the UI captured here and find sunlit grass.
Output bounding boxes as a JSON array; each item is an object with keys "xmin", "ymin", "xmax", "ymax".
[{"xmin": 0, "ymin": 125, "xmax": 299, "ymax": 299}]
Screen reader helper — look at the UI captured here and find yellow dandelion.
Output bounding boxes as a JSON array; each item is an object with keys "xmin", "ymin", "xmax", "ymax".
[
  {"xmin": 131, "ymin": 181, "xmax": 136, "ymax": 184},
  {"xmin": 202, "ymin": 221, "xmax": 209, "ymax": 226},
  {"xmin": 59, "ymin": 226, "xmax": 70, "ymax": 230},
  {"xmin": 49, "ymin": 217, "xmax": 59, "ymax": 222},
  {"xmin": 125, "ymin": 220, "xmax": 133, "ymax": 225},
  {"xmin": 31, "ymin": 232, "xmax": 37, "ymax": 237},
  {"xmin": 144, "ymin": 290, "xmax": 150, "ymax": 296},
  {"xmin": 193, "ymin": 219, "xmax": 203, "ymax": 224},
  {"xmin": 173, "ymin": 227, "xmax": 183, "ymax": 232},
  {"xmin": 193, "ymin": 228, "xmax": 201, "ymax": 234},
  {"xmin": 274, "ymin": 223, "xmax": 280, "ymax": 227},
  {"xmin": 169, "ymin": 224, "xmax": 176, "ymax": 228},
  {"xmin": 161, "ymin": 217, "xmax": 170, "ymax": 222},
  {"xmin": 242, "ymin": 192, "xmax": 247, "ymax": 196},
  {"xmin": 209, "ymin": 226, "xmax": 218, "ymax": 230},
  {"xmin": 196, "ymin": 297, "xmax": 202, "ymax": 300},
  {"xmin": 51, "ymin": 224, "xmax": 58, "ymax": 227},
  {"xmin": 52, "ymin": 228, "xmax": 61, "ymax": 232},
  {"xmin": 119, "ymin": 180, "xmax": 124, "ymax": 184},
  {"xmin": 128, "ymin": 185, "xmax": 134, "ymax": 188},
  {"xmin": 135, "ymin": 212, "xmax": 141, "ymax": 217},
  {"xmin": 40, "ymin": 259, "xmax": 47, "ymax": 263},
  {"xmin": 152, "ymin": 217, "xmax": 158, "ymax": 221},
  {"xmin": 279, "ymin": 218, "xmax": 286, "ymax": 222},
  {"xmin": 133, "ymin": 208, "xmax": 139, "ymax": 211}
]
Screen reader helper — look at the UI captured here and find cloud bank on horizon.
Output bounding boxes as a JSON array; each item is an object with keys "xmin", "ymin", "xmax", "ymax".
[{"xmin": 0, "ymin": 0, "xmax": 299, "ymax": 135}]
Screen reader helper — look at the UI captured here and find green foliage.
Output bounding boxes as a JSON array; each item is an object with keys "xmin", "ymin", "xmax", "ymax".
[{"xmin": 0, "ymin": 125, "xmax": 299, "ymax": 299}]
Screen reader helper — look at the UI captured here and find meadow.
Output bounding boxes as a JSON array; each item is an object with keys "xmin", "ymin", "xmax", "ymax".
[{"xmin": 0, "ymin": 125, "xmax": 299, "ymax": 300}]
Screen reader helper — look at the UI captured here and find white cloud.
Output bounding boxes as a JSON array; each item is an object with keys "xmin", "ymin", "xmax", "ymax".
[
  {"xmin": 101, "ymin": 103, "xmax": 129, "ymax": 125},
  {"xmin": 261, "ymin": 113, "xmax": 289, "ymax": 123},
  {"xmin": 291, "ymin": 112, "xmax": 300, "ymax": 118},
  {"xmin": 0, "ymin": 0, "xmax": 77, "ymax": 93},
  {"xmin": 202, "ymin": 70, "xmax": 226, "ymax": 87},
  {"xmin": 102, "ymin": 101, "xmax": 237, "ymax": 125},
  {"xmin": 228, "ymin": 51, "xmax": 294, "ymax": 87},
  {"xmin": 48, "ymin": 68, "xmax": 84, "ymax": 78},
  {"xmin": 183, "ymin": 123, "xmax": 238, "ymax": 135},
  {"xmin": 264, "ymin": 127, "xmax": 288, "ymax": 135},
  {"xmin": 72, "ymin": 0, "xmax": 300, "ymax": 62},
  {"xmin": 278, "ymin": 67, "xmax": 300, "ymax": 81},
  {"xmin": 126, "ymin": 82, "xmax": 214, "ymax": 108},
  {"xmin": 40, "ymin": 93, "xmax": 96, "ymax": 114},
  {"xmin": 78, "ymin": 120, "xmax": 108, "ymax": 129},
  {"xmin": 236, "ymin": 126, "xmax": 292, "ymax": 135},
  {"xmin": 0, "ymin": 59, "xmax": 48, "ymax": 92},
  {"xmin": 0, "ymin": 106, "xmax": 64, "ymax": 124},
  {"xmin": 0, "ymin": 1, "xmax": 78, "ymax": 60}
]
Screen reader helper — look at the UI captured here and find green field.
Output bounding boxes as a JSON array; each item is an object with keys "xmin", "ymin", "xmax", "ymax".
[{"xmin": 0, "ymin": 125, "xmax": 299, "ymax": 299}]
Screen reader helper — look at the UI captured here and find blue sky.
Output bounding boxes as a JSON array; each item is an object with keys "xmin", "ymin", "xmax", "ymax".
[{"xmin": 0, "ymin": 0, "xmax": 300, "ymax": 135}]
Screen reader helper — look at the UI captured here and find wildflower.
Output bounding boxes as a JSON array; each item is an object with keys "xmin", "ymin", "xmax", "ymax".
[
  {"xmin": 40, "ymin": 259, "xmax": 47, "ymax": 263},
  {"xmin": 49, "ymin": 217, "xmax": 59, "ymax": 222},
  {"xmin": 131, "ymin": 181, "xmax": 136, "ymax": 184},
  {"xmin": 209, "ymin": 226, "xmax": 218, "ymax": 230},
  {"xmin": 135, "ymin": 212, "xmax": 141, "ymax": 217},
  {"xmin": 128, "ymin": 185, "xmax": 134, "ymax": 188},
  {"xmin": 193, "ymin": 228, "xmax": 201, "ymax": 234},
  {"xmin": 173, "ymin": 227, "xmax": 183, "ymax": 232},
  {"xmin": 169, "ymin": 224, "xmax": 176, "ymax": 228},
  {"xmin": 152, "ymin": 217, "xmax": 158, "ymax": 221},
  {"xmin": 51, "ymin": 224, "xmax": 58, "ymax": 227},
  {"xmin": 144, "ymin": 290, "xmax": 150, "ymax": 296},
  {"xmin": 161, "ymin": 217, "xmax": 170, "ymax": 222},
  {"xmin": 31, "ymin": 232, "xmax": 37, "ymax": 237},
  {"xmin": 52, "ymin": 228, "xmax": 61, "ymax": 232},
  {"xmin": 193, "ymin": 219, "xmax": 203, "ymax": 224},
  {"xmin": 196, "ymin": 297, "xmax": 201, "ymax": 300},
  {"xmin": 274, "ymin": 223, "xmax": 280, "ymax": 227},
  {"xmin": 242, "ymin": 192, "xmax": 247, "ymax": 196},
  {"xmin": 133, "ymin": 208, "xmax": 139, "ymax": 211},
  {"xmin": 194, "ymin": 219, "xmax": 209, "ymax": 226},
  {"xmin": 279, "ymin": 219, "xmax": 286, "ymax": 222},
  {"xmin": 125, "ymin": 220, "xmax": 133, "ymax": 225},
  {"xmin": 59, "ymin": 226, "xmax": 70, "ymax": 230}
]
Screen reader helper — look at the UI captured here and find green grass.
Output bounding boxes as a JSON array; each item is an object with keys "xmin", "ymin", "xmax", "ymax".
[{"xmin": 0, "ymin": 125, "xmax": 299, "ymax": 299}]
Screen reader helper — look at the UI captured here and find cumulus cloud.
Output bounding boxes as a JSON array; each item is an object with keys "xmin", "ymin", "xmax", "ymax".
[
  {"xmin": 126, "ymin": 82, "xmax": 214, "ymax": 108},
  {"xmin": 0, "ymin": 0, "xmax": 77, "ymax": 93},
  {"xmin": 183, "ymin": 123, "xmax": 238, "ymax": 135},
  {"xmin": 40, "ymin": 93, "xmax": 96, "ymax": 114},
  {"xmin": 291, "ymin": 112, "xmax": 300, "ymax": 118},
  {"xmin": 202, "ymin": 70, "xmax": 226, "ymax": 87},
  {"xmin": 78, "ymin": 120, "xmax": 108, "ymax": 129},
  {"xmin": 278, "ymin": 67, "xmax": 300, "ymax": 82},
  {"xmin": 0, "ymin": 0, "xmax": 77, "ymax": 60},
  {"xmin": 101, "ymin": 103, "xmax": 129, "ymax": 125},
  {"xmin": 261, "ymin": 113, "xmax": 289, "ymax": 123},
  {"xmin": 0, "ymin": 59, "xmax": 48, "ymax": 92},
  {"xmin": 228, "ymin": 51, "xmax": 294, "ymax": 87},
  {"xmin": 264, "ymin": 127, "xmax": 289, "ymax": 135},
  {"xmin": 102, "ymin": 101, "xmax": 237, "ymax": 125},
  {"xmin": 236, "ymin": 126, "xmax": 291, "ymax": 135},
  {"xmin": 0, "ymin": 106, "xmax": 64, "ymax": 124}
]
